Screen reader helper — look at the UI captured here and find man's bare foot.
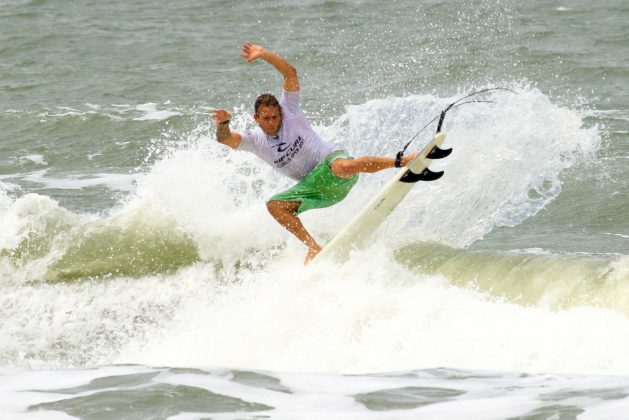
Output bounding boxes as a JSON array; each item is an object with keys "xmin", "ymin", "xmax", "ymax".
[
  {"xmin": 401, "ymin": 152, "xmax": 418, "ymax": 166},
  {"xmin": 304, "ymin": 244, "xmax": 322, "ymax": 265}
]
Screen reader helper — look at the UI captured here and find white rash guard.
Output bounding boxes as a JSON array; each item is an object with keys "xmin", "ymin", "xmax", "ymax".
[{"xmin": 238, "ymin": 90, "xmax": 336, "ymax": 181}]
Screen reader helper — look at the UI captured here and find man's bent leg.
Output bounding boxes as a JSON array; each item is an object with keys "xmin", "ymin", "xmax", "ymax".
[
  {"xmin": 330, "ymin": 154, "xmax": 418, "ymax": 179},
  {"xmin": 266, "ymin": 200, "xmax": 321, "ymax": 264}
]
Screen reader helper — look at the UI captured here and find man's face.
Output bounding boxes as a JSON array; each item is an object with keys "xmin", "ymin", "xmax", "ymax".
[{"xmin": 254, "ymin": 105, "xmax": 282, "ymax": 136}]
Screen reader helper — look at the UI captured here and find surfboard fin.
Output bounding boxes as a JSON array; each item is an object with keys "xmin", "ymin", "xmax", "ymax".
[
  {"xmin": 400, "ymin": 168, "xmax": 444, "ymax": 183},
  {"xmin": 427, "ymin": 146, "xmax": 452, "ymax": 159}
]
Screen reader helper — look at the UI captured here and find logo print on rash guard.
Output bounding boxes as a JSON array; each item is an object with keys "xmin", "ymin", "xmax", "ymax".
[
  {"xmin": 274, "ymin": 136, "xmax": 305, "ymax": 168},
  {"xmin": 274, "ymin": 142, "xmax": 289, "ymax": 153},
  {"xmin": 268, "ymin": 135, "xmax": 289, "ymax": 153}
]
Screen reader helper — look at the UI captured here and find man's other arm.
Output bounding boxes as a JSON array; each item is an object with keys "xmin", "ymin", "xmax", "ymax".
[{"xmin": 240, "ymin": 43, "xmax": 299, "ymax": 92}]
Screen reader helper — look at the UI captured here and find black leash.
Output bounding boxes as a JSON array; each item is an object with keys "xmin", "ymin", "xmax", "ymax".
[{"xmin": 395, "ymin": 87, "xmax": 517, "ymax": 165}]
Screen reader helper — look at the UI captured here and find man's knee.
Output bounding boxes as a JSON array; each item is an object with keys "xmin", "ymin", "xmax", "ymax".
[
  {"xmin": 266, "ymin": 200, "xmax": 300, "ymax": 217},
  {"xmin": 330, "ymin": 158, "xmax": 356, "ymax": 179},
  {"xmin": 266, "ymin": 200, "xmax": 281, "ymax": 216}
]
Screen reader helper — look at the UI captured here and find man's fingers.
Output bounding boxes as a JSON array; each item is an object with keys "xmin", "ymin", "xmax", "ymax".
[
  {"xmin": 241, "ymin": 42, "xmax": 261, "ymax": 62},
  {"xmin": 211, "ymin": 109, "xmax": 231, "ymax": 124}
]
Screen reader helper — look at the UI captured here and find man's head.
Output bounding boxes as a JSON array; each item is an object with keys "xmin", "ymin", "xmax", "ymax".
[{"xmin": 254, "ymin": 93, "xmax": 282, "ymax": 136}]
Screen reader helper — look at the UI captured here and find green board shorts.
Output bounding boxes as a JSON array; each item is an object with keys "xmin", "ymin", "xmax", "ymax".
[{"xmin": 269, "ymin": 149, "xmax": 358, "ymax": 215}]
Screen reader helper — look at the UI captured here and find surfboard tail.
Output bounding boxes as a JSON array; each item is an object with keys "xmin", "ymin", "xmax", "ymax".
[
  {"xmin": 426, "ymin": 146, "xmax": 452, "ymax": 159},
  {"xmin": 400, "ymin": 168, "xmax": 444, "ymax": 183}
]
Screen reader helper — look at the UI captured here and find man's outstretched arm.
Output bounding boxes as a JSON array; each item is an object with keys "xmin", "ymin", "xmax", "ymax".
[
  {"xmin": 212, "ymin": 109, "xmax": 241, "ymax": 149},
  {"xmin": 241, "ymin": 43, "xmax": 299, "ymax": 92}
]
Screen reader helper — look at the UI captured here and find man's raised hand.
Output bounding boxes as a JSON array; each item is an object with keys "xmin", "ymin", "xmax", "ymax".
[{"xmin": 240, "ymin": 42, "xmax": 265, "ymax": 63}]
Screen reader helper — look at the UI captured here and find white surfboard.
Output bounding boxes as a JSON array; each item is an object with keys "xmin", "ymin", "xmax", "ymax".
[{"xmin": 312, "ymin": 132, "xmax": 450, "ymax": 263}]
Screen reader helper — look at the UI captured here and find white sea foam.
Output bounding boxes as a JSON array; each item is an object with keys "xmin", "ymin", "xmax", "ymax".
[
  {"xmin": 605, "ymin": 232, "xmax": 629, "ymax": 239},
  {"xmin": 3, "ymin": 365, "xmax": 629, "ymax": 420},
  {"xmin": 20, "ymin": 155, "xmax": 47, "ymax": 166},
  {"xmin": 0, "ymin": 179, "xmax": 19, "ymax": 194},
  {"xmin": 4, "ymin": 245, "xmax": 629, "ymax": 375},
  {"xmin": 29, "ymin": 102, "xmax": 182, "ymax": 122},
  {"xmin": 18, "ymin": 170, "xmax": 136, "ymax": 191},
  {"xmin": 133, "ymin": 103, "xmax": 180, "ymax": 121},
  {"xmin": 112, "ymin": 249, "xmax": 629, "ymax": 375}
]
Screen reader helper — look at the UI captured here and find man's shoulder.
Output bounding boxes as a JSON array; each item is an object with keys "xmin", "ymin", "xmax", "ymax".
[
  {"xmin": 242, "ymin": 126, "xmax": 264, "ymax": 139},
  {"xmin": 280, "ymin": 89, "xmax": 302, "ymax": 115},
  {"xmin": 280, "ymin": 89, "xmax": 300, "ymax": 101},
  {"xmin": 238, "ymin": 126, "xmax": 266, "ymax": 151}
]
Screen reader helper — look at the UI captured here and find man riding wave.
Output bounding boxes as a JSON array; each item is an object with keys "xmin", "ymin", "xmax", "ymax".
[{"xmin": 212, "ymin": 43, "xmax": 416, "ymax": 263}]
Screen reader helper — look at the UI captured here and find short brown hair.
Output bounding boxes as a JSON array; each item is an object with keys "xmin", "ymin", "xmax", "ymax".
[{"xmin": 254, "ymin": 93, "xmax": 280, "ymax": 113}]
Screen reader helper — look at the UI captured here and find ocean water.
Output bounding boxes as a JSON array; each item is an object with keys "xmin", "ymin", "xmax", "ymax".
[{"xmin": 1, "ymin": 0, "xmax": 629, "ymax": 418}]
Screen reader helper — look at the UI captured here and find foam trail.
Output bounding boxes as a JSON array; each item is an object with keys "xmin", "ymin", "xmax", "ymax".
[{"xmin": 314, "ymin": 86, "xmax": 599, "ymax": 248}]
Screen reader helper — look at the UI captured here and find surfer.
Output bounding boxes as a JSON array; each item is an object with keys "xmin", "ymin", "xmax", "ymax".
[{"xmin": 212, "ymin": 43, "xmax": 416, "ymax": 264}]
